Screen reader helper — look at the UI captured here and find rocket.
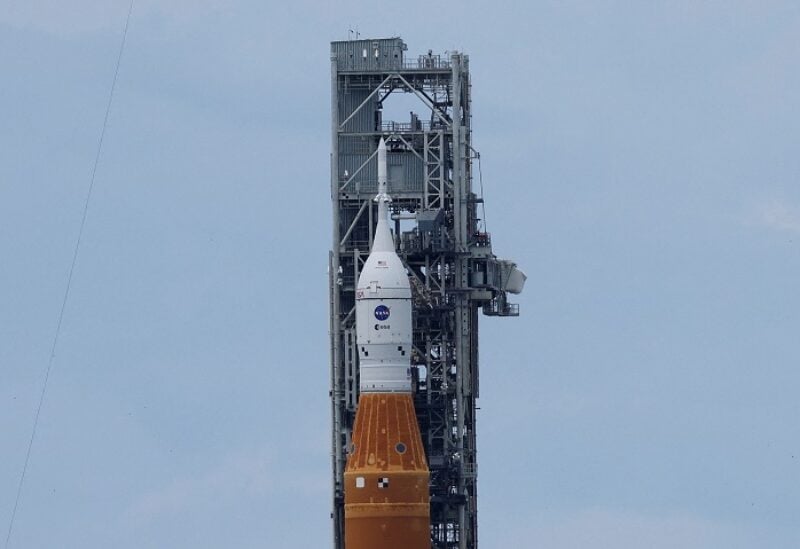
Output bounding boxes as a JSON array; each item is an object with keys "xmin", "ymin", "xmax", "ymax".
[{"xmin": 344, "ymin": 139, "xmax": 430, "ymax": 548}]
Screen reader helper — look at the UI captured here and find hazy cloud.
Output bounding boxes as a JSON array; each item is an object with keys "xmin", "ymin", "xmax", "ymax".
[
  {"xmin": 494, "ymin": 508, "xmax": 759, "ymax": 549},
  {"xmin": 0, "ymin": 0, "xmax": 222, "ymax": 35},
  {"xmin": 757, "ymin": 200, "xmax": 800, "ymax": 234},
  {"xmin": 125, "ymin": 447, "xmax": 276, "ymax": 524}
]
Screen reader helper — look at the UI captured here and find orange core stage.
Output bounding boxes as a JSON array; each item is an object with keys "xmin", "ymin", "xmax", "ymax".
[{"xmin": 344, "ymin": 392, "xmax": 430, "ymax": 549}]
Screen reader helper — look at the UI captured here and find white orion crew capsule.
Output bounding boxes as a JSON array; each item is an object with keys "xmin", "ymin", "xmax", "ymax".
[{"xmin": 355, "ymin": 138, "xmax": 413, "ymax": 393}]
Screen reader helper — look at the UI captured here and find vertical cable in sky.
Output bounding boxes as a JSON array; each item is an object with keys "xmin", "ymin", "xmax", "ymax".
[{"xmin": 4, "ymin": 1, "xmax": 136, "ymax": 546}]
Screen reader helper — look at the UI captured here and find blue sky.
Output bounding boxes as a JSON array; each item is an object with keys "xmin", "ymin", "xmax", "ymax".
[{"xmin": 1, "ymin": 1, "xmax": 799, "ymax": 547}]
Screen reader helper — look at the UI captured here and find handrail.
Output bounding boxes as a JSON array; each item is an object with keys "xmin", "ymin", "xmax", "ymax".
[{"xmin": 338, "ymin": 57, "xmax": 451, "ymax": 72}]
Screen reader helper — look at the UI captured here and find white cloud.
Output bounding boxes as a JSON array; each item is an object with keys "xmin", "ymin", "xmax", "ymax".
[{"xmin": 757, "ymin": 200, "xmax": 800, "ymax": 234}]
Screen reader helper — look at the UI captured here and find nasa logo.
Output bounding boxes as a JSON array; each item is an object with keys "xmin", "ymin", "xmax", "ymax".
[{"xmin": 374, "ymin": 305, "xmax": 390, "ymax": 321}]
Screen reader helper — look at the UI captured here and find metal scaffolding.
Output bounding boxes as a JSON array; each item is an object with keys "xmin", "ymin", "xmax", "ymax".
[{"xmin": 329, "ymin": 37, "xmax": 523, "ymax": 549}]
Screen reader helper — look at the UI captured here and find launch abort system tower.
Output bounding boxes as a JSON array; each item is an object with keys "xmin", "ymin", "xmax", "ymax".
[{"xmin": 329, "ymin": 37, "xmax": 524, "ymax": 549}]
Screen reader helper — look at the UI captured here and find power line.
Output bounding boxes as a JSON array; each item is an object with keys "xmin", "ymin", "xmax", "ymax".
[{"xmin": 4, "ymin": 1, "xmax": 136, "ymax": 546}]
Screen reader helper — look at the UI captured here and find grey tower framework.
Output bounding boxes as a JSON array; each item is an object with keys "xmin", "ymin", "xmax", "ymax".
[{"xmin": 329, "ymin": 37, "xmax": 524, "ymax": 549}]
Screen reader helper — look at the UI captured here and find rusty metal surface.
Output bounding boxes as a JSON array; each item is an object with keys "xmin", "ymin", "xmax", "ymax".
[{"xmin": 345, "ymin": 393, "xmax": 430, "ymax": 548}]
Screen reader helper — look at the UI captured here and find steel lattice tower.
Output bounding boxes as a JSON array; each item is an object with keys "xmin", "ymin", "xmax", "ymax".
[{"xmin": 329, "ymin": 37, "xmax": 524, "ymax": 549}]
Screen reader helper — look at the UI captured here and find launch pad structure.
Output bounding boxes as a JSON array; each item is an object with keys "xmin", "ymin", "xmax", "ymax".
[{"xmin": 329, "ymin": 37, "xmax": 524, "ymax": 549}]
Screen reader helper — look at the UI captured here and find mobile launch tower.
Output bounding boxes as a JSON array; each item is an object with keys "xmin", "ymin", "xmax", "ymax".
[{"xmin": 329, "ymin": 37, "xmax": 524, "ymax": 548}]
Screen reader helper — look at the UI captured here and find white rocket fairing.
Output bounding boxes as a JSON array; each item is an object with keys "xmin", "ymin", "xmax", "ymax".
[{"xmin": 355, "ymin": 138, "xmax": 413, "ymax": 393}]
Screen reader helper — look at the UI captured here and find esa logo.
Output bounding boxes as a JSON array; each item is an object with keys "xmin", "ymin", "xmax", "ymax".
[{"xmin": 374, "ymin": 305, "xmax": 390, "ymax": 321}]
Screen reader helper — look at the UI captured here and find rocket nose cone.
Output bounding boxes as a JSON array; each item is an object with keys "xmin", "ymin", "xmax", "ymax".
[{"xmin": 379, "ymin": 137, "xmax": 386, "ymax": 151}]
